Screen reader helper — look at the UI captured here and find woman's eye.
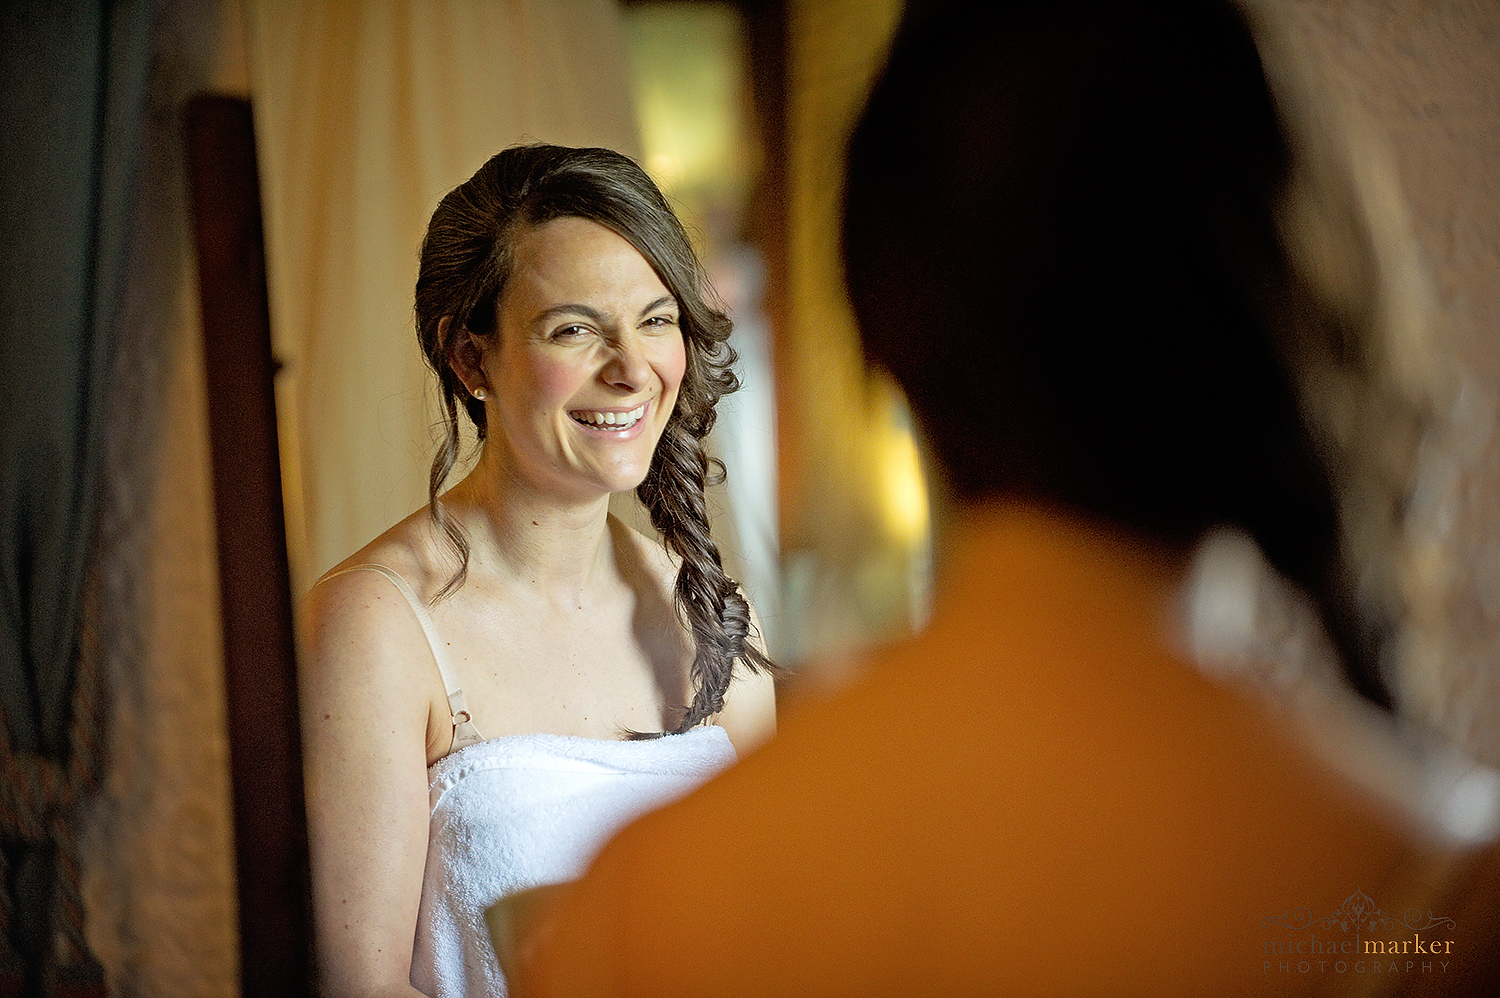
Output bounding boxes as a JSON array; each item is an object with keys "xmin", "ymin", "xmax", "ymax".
[
  {"xmin": 643, "ymin": 314, "xmax": 679, "ymax": 330},
  {"xmin": 551, "ymin": 324, "xmax": 591, "ymax": 340}
]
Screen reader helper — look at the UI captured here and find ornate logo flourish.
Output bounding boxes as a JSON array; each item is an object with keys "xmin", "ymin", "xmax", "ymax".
[{"xmin": 1260, "ymin": 890, "xmax": 1456, "ymax": 935}]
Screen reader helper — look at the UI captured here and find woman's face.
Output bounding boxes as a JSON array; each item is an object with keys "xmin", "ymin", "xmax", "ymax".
[{"xmin": 480, "ymin": 216, "xmax": 687, "ymax": 501}]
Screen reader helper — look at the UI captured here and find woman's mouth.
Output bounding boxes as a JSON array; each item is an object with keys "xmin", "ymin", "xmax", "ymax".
[{"xmin": 570, "ymin": 402, "xmax": 647, "ymax": 431}]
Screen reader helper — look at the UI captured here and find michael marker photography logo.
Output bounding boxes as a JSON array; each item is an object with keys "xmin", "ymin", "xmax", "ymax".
[{"xmin": 1260, "ymin": 889, "xmax": 1456, "ymax": 980}]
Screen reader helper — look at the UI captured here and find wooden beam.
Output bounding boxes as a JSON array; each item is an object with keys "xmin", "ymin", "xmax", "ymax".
[{"xmin": 184, "ymin": 93, "xmax": 313, "ymax": 998}]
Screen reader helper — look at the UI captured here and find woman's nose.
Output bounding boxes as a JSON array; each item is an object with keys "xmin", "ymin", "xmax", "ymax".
[{"xmin": 602, "ymin": 334, "xmax": 652, "ymax": 391}]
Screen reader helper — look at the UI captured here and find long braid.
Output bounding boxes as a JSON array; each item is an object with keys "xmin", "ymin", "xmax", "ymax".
[
  {"xmin": 639, "ymin": 422, "xmax": 772, "ymax": 732},
  {"xmin": 634, "ymin": 212, "xmax": 777, "ymax": 729}
]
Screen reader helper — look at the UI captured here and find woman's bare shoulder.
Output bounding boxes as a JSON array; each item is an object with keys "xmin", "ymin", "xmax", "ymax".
[
  {"xmin": 298, "ymin": 509, "xmax": 451, "ymax": 758},
  {"xmin": 308, "ymin": 508, "xmax": 449, "ymax": 600},
  {"xmin": 300, "ymin": 507, "xmax": 460, "ymax": 660}
]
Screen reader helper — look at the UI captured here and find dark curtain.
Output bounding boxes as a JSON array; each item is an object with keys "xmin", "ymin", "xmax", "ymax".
[{"xmin": 0, "ymin": 0, "xmax": 151, "ymax": 989}]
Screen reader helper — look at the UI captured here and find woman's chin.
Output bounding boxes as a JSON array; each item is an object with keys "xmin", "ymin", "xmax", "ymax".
[
  {"xmin": 585, "ymin": 462, "xmax": 653, "ymax": 498},
  {"xmin": 604, "ymin": 472, "xmax": 651, "ymax": 496}
]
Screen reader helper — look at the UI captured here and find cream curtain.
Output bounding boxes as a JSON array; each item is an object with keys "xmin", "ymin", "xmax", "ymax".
[{"xmin": 244, "ymin": 0, "xmax": 642, "ymax": 594}]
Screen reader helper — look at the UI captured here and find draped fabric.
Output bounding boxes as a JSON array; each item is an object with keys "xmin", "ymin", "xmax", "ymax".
[
  {"xmin": 243, "ymin": 0, "xmax": 643, "ymax": 594},
  {"xmin": 0, "ymin": 0, "xmax": 151, "ymax": 987}
]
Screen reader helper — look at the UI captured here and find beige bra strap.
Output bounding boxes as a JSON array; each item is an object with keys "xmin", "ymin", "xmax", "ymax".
[{"xmin": 318, "ymin": 564, "xmax": 485, "ymax": 751}]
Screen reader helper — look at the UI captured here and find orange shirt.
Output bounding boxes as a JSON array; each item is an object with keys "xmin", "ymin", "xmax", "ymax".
[{"xmin": 514, "ymin": 507, "xmax": 1493, "ymax": 997}]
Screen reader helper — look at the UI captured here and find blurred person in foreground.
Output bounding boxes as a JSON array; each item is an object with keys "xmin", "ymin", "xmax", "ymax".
[{"xmin": 509, "ymin": 1, "xmax": 1500, "ymax": 994}]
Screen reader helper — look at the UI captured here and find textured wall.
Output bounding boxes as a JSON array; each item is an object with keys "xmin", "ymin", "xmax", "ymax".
[{"xmin": 1246, "ymin": 0, "xmax": 1500, "ymax": 764}]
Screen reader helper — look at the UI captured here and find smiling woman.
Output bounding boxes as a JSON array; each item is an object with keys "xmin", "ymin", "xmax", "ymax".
[
  {"xmin": 447, "ymin": 217, "xmax": 688, "ymax": 503},
  {"xmin": 297, "ymin": 145, "xmax": 776, "ymax": 998}
]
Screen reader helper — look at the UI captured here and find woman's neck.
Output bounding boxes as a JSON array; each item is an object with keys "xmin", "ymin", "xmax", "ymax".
[{"xmin": 439, "ymin": 458, "xmax": 619, "ymax": 601}]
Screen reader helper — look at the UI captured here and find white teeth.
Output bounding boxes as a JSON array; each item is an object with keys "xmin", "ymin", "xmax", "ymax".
[{"xmin": 574, "ymin": 404, "xmax": 646, "ymax": 429}]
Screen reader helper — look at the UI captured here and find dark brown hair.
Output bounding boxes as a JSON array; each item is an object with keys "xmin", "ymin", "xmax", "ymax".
[
  {"xmin": 842, "ymin": 0, "xmax": 1391, "ymax": 708},
  {"xmin": 415, "ymin": 144, "xmax": 771, "ymax": 731}
]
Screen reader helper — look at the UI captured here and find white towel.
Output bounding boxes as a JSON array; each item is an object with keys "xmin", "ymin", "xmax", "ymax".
[{"xmin": 410, "ymin": 726, "xmax": 737, "ymax": 998}]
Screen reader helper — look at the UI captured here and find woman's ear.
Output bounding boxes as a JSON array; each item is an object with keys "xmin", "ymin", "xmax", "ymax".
[{"xmin": 443, "ymin": 316, "xmax": 489, "ymax": 397}]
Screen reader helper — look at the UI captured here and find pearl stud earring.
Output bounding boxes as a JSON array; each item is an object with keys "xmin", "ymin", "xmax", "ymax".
[{"xmin": 473, "ymin": 387, "xmax": 488, "ymax": 401}]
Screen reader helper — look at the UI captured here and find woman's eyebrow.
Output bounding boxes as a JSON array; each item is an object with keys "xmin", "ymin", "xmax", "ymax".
[
  {"xmin": 528, "ymin": 296, "xmax": 677, "ymax": 327},
  {"xmin": 637, "ymin": 295, "xmax": 678, "ymax": 318},
  {"xmin": 530, "ymin": 303, "xmax": 603, "ymax": 326}
]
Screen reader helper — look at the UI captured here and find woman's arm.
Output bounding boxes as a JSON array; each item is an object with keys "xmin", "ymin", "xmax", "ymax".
[{"xmin": 300, "ymin": 570, "xmax": 441, "ymax": 998}]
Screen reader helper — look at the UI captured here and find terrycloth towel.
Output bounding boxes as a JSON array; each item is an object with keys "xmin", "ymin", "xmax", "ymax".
[{"xmin": 410, "ymin": 726, "xmax": 737, "ymax": 998}]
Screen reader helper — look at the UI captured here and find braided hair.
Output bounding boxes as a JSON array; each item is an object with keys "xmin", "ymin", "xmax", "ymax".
[{"xmin": 414, "ymin": 144, "xmax": 772, "ymax": 731}]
